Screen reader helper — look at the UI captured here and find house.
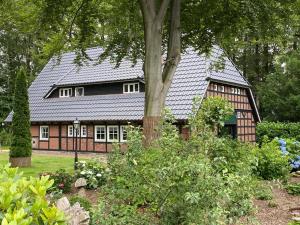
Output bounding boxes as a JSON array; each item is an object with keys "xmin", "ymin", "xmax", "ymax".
[{"xmin": 5, "ymin": 46, "xmax": 260, "ymax": 152}]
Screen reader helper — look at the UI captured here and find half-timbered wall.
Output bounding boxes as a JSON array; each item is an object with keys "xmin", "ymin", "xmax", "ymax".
[{"xmin": 206, "ymin": 82, "xmax": 257, "ymax": 142}]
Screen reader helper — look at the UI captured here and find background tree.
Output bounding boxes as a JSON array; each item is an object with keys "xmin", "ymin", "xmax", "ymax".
[
  {"xmin": 10, "ymin": 69, "xmax": 32, "ymax": 167},
  {"xmin": 257, "ymin": 51, "xmax": 300, "ymax": 122},
  {"xmin": 34, "ymin": 0, "xmax": 296, "ymax": 142}
]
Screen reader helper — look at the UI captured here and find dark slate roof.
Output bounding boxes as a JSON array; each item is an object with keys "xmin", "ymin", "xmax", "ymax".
[{"xmin": 5, "ymin": 46, "xmax": 252, "ymax": 122}]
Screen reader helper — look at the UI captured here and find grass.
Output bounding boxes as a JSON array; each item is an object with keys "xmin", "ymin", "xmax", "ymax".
[{"xmin": 0, "ymin": 151, "xmax": 89, "ymax": 177}]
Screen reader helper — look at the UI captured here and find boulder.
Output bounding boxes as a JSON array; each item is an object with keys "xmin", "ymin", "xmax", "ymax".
[
  {"xmin": 78, "ymin": 187, "xmax": 86, "ymax": 198},
  {"xmin": 56, "ymin": 197, "xmax": 90, "ymax": 225},
  {"xmin": 75, "ymin": 178, "xmax": 87, "ymax": 188}
]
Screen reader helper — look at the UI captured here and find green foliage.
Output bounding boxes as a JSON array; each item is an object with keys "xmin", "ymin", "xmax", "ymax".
[
  {"xmin": 253, "ymin": 181, "xmax": 273, "ymax": 200},
  {"xmin": 253, "ymin": 139, "xmax": 291, "ymax": 181},
  {"xmin": 0, "ymin": 129, "xmax": 11, "ymax": 147},
  {"xmin": 10, "ymin": 69, "xmax": 32, "ymax": 158},
  {"xmin": 0, "ymin": 164, "xmax": 65, "ymax": 224},
  {"xmin": 93, "ymin": 106, "xmax": 256, "ymax": 224},
  {"xmin": 75, "ymin": 160, "xmax": 107, "ymax": 189},
  {"xmin": 257, "ymin": 122, "xmax": 300, "ymax": 144},
  {"xmin": 42, "ymin": 169, "xmax": 74, "ymax": 193},
  {"xmin": 257, "ymin": 51, "xmax": 300, "ymax": 122},
  {"xmin": 189, "ymin": 96, "xmax": 234, "ymax": 134},
  {"xmin": 70, "ymin": 196, "xmax": 92, "ymax": 212},
  {"xmin": 286, "ymin": 183, "xmax": 300, "ymax": 195}
]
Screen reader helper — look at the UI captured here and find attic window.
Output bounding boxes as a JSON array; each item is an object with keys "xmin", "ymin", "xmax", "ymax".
[
  {"xmin": 75, "ymin": 87, "xmax": 84, "ymax": 97},
  {"xmin": 59, "ymin": 88, "xmax": 72, "ymax": 97},
  {"xmin": 123, "ymin": 83, "xmax": 139, "ymax": 93}
]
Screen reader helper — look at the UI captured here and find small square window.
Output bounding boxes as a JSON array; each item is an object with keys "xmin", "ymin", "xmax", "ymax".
[
  {"xmin": 108, "ymin": 126, "xmax": 119, "ymax": 142},
  {"xmin": 95, "ymin": 126, "xmax": 106, "ymax": 142},
  {"xmin": 68, "ymin": 125, "xmax": 74, "ymax": 137},
  {"xmin": 214, "ymin": 84, "xmax": 218, "ymax": 91},
  {"xmin": 59, "ymin": 88, "xmax": 72, "ymax": 97},
  {"xmin": 219, "ymin": 86, "xmax": 225, "ymax": 92},
  {"xmin": 75, "ymin": 87, "xmax": 84, "ymax": 97},
  {"xmin": 123, "ymin": 83, "xmax": 139, "ymax": 94},
  {"xmin": 40, "ymin": 126, "xmax": 49, "ymax": 140}
]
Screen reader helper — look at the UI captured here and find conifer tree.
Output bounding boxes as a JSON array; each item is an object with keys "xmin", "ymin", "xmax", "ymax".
[{"xmin": 10, "ymin": 68, "xmax": 31, "ymax": 166}]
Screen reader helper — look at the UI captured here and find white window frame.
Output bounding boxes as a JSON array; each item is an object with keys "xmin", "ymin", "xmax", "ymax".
[
  {"xmin": 123, "ymin": 82, "xmax": 140, "ymax": 93},
  {"xmin": 120, "ymin": 125, "xmax": 128, "ymax": 142},
  {"xmin": 107, "ymin": 125, "xmax": 119, "ymax": 142},
  {"xmin": 40, "ymin": 126, "xmax": 49, "ymax": 141},
  {"xmin": 68, "ymin": 125, "xmax": 81, "ymax": 137},
  {"xmin": 59, "ymin": 88, "xmax": 72, "ymax": 98},
  {"xmin": 213, "ymin": 84, "xmax": 218, "ymax": 91},
  {"xmin": 219, "ymin": 85, "xmax": 225, "ymax": 93},
  {"xmin": 94, "ymin": 125, "xmax": 106, "ymax": 142},
  {"xmin": 81, "ymin": 125, "xmax": 87, "ymax": 137},
  {"xmin": 75, "ymin": 87, "xmax": 84, "ymax": 97},
  {"xmin": 237, "ymin": 88, "xmax": 241, "ymax": 95}
]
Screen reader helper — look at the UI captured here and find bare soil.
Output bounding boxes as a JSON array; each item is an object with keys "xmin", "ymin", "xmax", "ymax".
[{"xmin": 241, "ymin": 176, "xmax": 300, "ymax": 225}]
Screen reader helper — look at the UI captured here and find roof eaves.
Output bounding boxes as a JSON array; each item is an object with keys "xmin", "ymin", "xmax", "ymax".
[{"xmin": 206, "ymin": 77, "xmax": 250, "ymax": 88}]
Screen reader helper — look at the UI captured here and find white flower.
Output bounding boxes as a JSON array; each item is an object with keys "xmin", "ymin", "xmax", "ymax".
[
  {"xmin": 80, "ymin": 171, "xmax": 85, "ymax": 175},
  {"xmin": 96, "ymin": 173, "xmax": 102, "ymax": 177}
]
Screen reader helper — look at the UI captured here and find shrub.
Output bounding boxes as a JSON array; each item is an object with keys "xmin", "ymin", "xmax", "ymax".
[
  {"xmin": 257, "ymin": 122, "xmax": 300, "ymax": 145},
  {"xmin": 75, "ymin": 160, "xmax": 106, "ymax": 189},
  {"xmin": 93, "ymin": 98, "xmax": 256, "ymax": 224},
  {"xmin": 70, "ymin": 196, "xmax": 92, "ymax": 211},
  {"xmin": 0, "ymin": 164, "xmax": 65, "ymax": 224},
  {"xmin": 253, "ymin": 181, "xmax": 273, "ymax": 200},
  {"xmin": 10, "ymin": 69, "xmax": 32, "ymax": 158},
  {"xmin": 42, "ymin": 169, "xmax": 74, "ymax": 193},
  {"xmin": 253, "ymin": 139, "xmax": 291, "ymax": 181},
  {"xmin": 0, "ymin": 129, "xmax": 11, "ymax": 147},
  {"xmin": 286, "ymin": 183, "xmax": 300, "ymax": 195}
]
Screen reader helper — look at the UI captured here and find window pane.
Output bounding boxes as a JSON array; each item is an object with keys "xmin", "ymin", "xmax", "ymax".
[
  {"xmin": 124, "ymin": 85, "xmax": 128, "ymax": 93},
  {"xmin": 135, "ymin": 83, "xmax": 139, "ymax": 92},
  {"xmin": 130, "ymin": 84, "xmax": 134, "ymax": 92}
]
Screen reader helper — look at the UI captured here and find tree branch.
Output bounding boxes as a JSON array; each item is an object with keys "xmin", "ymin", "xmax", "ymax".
[
  {"xmin": 162, "ymin": 0, "xmax": 181, "ymax": 93},
  {"xmin": 139, "ymin": 0, "xmax": 155, "ymax": 21},
  {"xmin": 156, "ymin": 0, "xmax": 171, "ymax": 24},
  {"xmin": 68, "ymin": 0, "xmax": 85, "ymax": 40}
]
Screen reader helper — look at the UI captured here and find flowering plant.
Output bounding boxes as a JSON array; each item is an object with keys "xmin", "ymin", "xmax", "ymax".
[
  {"xmin": 41, "ymin": 169, "xmax": 74, "ymax": 193},
  {"xmin": 76, "ymin": 160, "xmax": 107, "ymax": 189}
]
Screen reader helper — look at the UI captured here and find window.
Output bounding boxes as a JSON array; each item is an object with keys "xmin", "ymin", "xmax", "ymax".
[
  {"xmin": 237, "ymin": 88, "xmax": 241, "ymax": 95},
  {"xmin": 107, "ymin": 126, "xmax": 119, "ymax": 142},
  {"xmin": 120, "ymin": 126, "xmax": 128, "ymax": 142},
  {"xmin": 123, "ymin": 83, "xmax": 139, "ymax": 93},
  {"xmin": 219, "ymin": 85, "xmax": 225, "ymax": 92},
  {"xmin": 231, "ymin": 87, "xmax": 235, "ymax": 94},
  {"xmin": 59, "ymin": 88, "xmax": 72, "ymax": 97},
  {"xmin": 213, "ymin": 84, "xmax": 218, "ymax": 91},
  {"xmin": 68, "ymin": 125, "xmax": 81, "ymax": 137},
  {"xmin": 95, "ymin": 126, "xmax": 106, "ymax": 142},
  {"xmin": 40, "ymin": 126, "xmax": 49, "ymax": 140},
  {"xmin": 75, "ymin": 87, "xmax": 84, "ymax": 97},
  {"xmin": 81, "ymin": 125, "xmax": 87, "ymax": 137}
]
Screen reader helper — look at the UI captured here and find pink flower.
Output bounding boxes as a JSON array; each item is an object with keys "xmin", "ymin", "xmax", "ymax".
[{"xmin": 58, "ymin": 183, "xmax": 65, "ymax": 189}]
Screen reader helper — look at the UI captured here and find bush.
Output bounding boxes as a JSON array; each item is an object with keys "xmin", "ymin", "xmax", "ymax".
[
  {"xmin": 75, "ymin": 160, "xmax": 106, "ymax": 189},
  {"xmin": 0, "ymin": 164, "xmax": 65, "ymax": 224},
  {"xmin": 10, "ymin": 69, "xmax": 32, "ymax": 158},
  {"xmin": 42, "ymin": 169, "xmax": 74, "ymax": 193},
  {"xmin": 253, "ymin": 181, "xmax": 273, "ymax": 200},
  {"xmin": 0, "ymin": 129, "xmax": 11, "ymax": 147},
  {"xmin": 93, "ymin": 98, "xmax": 256, "ymax": 224},
  {"xmin": 257, "ymin": 122, "xmax": 300, "ymax": 145},
  {"xmin": 253, "ymin": 139, "xmax": 291, "ymax": 181},
  {"xmin": 286, "ymin": 183, "xmax": 300, "ymax": 195},
  {"xmin": 70, "ymin": 196, "xmax": 92, "ymax": 211}
]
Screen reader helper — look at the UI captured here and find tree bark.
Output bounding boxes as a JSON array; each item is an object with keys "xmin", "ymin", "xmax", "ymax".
[{"xmin": 140, "ymin": 0, "xmax": 181, "ymax": 146}]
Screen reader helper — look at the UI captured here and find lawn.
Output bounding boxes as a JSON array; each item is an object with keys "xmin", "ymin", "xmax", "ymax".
[{"xmin": 0, "ymin": 151, "xmax": 89, "ymax": 177}]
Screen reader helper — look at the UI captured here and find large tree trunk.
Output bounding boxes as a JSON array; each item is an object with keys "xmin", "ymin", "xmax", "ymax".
[{"xmin": 140, "ymin": 0, "xmax": 181, "ymax": 146}]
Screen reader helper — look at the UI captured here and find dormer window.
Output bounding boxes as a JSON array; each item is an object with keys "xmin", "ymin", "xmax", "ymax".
[
  {"xmin": 59, "ymin": 88, "xmax": 72, "ymax": 97},
  {"xmin": 123, "ymin": 83, "xmax": 139, "ymax": 93},
  {"xmin": 75, "ymin": 87, "xmax": 84, "ymax": 97}
]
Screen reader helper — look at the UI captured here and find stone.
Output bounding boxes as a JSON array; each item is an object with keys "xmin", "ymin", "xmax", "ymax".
[
  {"xmin": 56, "ymin": 197, "xmax": 71, "ymax": 211},
  {"xmin": 78, "ymin": 187, "xmax": 86, "ymax": 198},
  {"xmin": 292, "ymin": 217, "xmax": 300, "ymax": 222},
  {"xmin": 75, "ymin": 178, "xmax": 87, "ymax": 188},
  {"xmin": 296, "ymin": 171, "xmax": 300, "ymax": 175},
  {"xmin": 56, "ymin": 197, "xmax": 90, "ymax": 225}
]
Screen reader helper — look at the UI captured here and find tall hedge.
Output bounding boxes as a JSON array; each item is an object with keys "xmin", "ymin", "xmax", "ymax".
[
  {"xmin": 10, "ymin": 69, "xmax": 32, "ymax": 157},
  {"xmin": 257, "ymin": 121, "xmax": 300, "ymax": 145}
]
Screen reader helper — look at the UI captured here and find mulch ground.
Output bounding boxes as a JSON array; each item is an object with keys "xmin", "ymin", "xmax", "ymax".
[{"xmin": 240, "ymin": 176, "xmax": 300, "ymax": 225}]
